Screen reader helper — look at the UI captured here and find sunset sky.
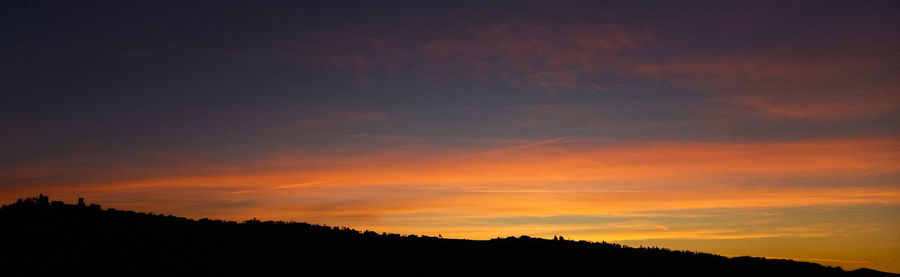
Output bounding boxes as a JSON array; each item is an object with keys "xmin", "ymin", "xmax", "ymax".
[{"xmin": 3, "ymin": 0, "xmax": 900, "ymax": 272}]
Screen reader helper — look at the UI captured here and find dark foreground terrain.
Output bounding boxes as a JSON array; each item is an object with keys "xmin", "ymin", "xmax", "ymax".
[{"xmin": 1, "ymin": 195, "xmax": 896, "ymax": 277}]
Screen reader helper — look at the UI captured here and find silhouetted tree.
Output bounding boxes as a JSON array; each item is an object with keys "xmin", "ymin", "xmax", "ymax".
[{"xmin": 0, "ymin": 195, "xmax": 895, "ymax": 277}]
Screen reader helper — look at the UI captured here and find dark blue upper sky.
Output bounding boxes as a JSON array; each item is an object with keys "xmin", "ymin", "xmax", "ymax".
[{"xmin": 2, "ymin": 0, "xmax": 899, "ymax": 187}]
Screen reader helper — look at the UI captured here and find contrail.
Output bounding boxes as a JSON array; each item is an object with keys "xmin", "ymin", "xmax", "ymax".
[
  {"xmin": 267, "ymin": 179, "xmax": 341, "ymax": 190},
  {"xmin": 508, "ymin": 136, "xmax": 572, "ymax": 150}
]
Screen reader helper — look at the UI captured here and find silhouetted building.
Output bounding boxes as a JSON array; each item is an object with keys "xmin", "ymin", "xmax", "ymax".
[{"xmin": 78, "ymin": 198, "xmax": 85, "ymax": 207}]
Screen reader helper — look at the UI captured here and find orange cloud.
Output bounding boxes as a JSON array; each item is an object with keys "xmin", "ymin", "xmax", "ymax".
[
  {"xmin": 6, "ymin": 137, "xmax": 897, "ymax": 216},
  {"xmin": 727, "ymin": 92, "xmax": 900, "ymax": 119}
]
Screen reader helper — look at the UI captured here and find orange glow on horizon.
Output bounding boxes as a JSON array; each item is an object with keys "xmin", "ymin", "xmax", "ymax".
[{"xmin": 2, "ymin": 137, "xmax": 899, "ymax": 271}]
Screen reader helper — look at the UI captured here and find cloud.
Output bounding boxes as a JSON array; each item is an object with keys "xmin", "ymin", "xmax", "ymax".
[
  {"xmin": 623, "ymin": 47, "xmax": 900, "ymax": 120},
  {"xmin": 259, "ymin": 17, "xmax": 900, "ymax": 121},
  {"xmin": 5, "ymin": 137, "xmax": 898, "ymax": 218},
  {"xmin": 245, "ymin": 20, "xmax": 643, "ymax": 91},
  {"xmin": 727, "ymin": 92, "xmax": 900, "ymax": 119}
]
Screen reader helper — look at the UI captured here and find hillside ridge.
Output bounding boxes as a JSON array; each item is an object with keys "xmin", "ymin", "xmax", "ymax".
[{"xmin": 1, "ymin": 195, "xmax": 896, "ymax": 277}]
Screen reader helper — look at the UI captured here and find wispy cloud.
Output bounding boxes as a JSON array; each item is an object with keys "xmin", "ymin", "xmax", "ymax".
[{"xmin": 267, "ymin": 179, "xmax": 341, "ymax": 190}]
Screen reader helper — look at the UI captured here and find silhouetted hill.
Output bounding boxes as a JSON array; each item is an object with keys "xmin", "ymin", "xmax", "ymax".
[{"xmin": 1, "ymin": 195, "xmax": 896, "ymax": 277}]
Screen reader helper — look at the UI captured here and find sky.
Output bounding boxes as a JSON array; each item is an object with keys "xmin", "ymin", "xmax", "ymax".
[{"xmin": 2, "ymin": 0, "xmax": 900, "ymax": 272}]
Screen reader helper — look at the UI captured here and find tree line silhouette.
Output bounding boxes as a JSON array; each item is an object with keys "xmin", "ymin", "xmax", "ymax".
[{"xmin": 1, "ymin": 195, "xmax": 896, "ymax": 277}]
